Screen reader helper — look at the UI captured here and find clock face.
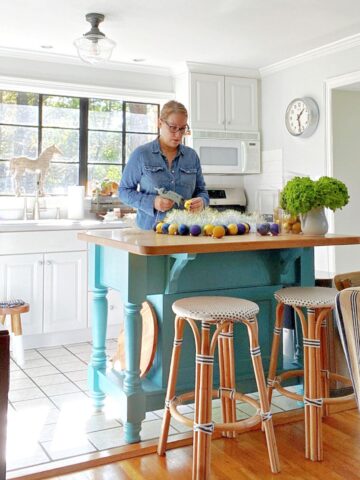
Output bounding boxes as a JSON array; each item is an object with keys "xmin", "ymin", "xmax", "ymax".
[{"xmin": 285, "ymin": 97, "xmax": 319, "ymax": 137}]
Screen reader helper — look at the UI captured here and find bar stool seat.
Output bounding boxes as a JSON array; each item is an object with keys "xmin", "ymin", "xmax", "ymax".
[
  {"xmin": 158, "ymin": 296, "xmax": 280, "ymax": 479},
  {"xmin": 268, "ymin": 286, "xmax": 354, "ymax": 462},
  {"xmin": 0, "ymin": 300, "xmax": 29, "ymax": 366}
]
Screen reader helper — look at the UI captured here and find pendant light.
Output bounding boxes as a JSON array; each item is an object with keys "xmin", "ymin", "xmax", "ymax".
[{"xmin": 74, "ymin": 13, "xmax": 116, "ymax": 65}]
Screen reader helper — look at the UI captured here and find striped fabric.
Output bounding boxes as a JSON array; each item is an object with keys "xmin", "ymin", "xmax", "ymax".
[{"xmin": 335, "ymin": 286, "xmax": 360, "ymax": 410}]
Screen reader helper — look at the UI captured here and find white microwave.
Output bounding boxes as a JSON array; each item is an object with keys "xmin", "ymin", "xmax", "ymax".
[{"xmin": 191, "ymin": 130, "xmax": 261, "ymax": 175}]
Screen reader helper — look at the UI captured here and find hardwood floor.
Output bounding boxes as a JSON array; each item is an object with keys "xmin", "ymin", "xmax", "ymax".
[{"xmin": 42, "ymin": 409, "xmax": 360, "ymax": 480}]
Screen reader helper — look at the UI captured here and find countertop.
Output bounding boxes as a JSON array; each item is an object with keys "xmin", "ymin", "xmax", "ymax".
[
  {"xmin": 78, "ymin": 229, "xmax": 360, "ymax": 256},
  {"xmin": 0, "ymin": 218, "xmax": 130, "ymax": 233}
]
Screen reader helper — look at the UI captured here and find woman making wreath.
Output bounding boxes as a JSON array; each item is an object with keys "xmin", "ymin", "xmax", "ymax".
[{"xmin": 119, "ymin": 100, "xmax": 209, "ymax": 230}]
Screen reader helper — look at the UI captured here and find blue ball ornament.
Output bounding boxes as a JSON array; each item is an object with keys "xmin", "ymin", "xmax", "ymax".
[
  {"xmin": 237, "ymin": 223, "xmax": 246, "ymax": 235},
  {"xmin": 221, "ymin": 224, "xmax": 229, "ymax": 235},
  {"xmin": 161, "ymin": 223, "xmax": 170, "ymax": 234},
  {"xmin": 178, "ymin": 224, "xmax": 190, "ymax": 236},
  {"xmin": 190, "ymin": 224, "xmax": 201, "ymax": 236}
]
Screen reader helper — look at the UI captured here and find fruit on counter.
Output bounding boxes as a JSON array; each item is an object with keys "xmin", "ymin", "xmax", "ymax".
[
  {"xmin": 280, "ymin": 213, "xmax": 302, "ymax": 234},
  {"xmin": 189, "ymin": 225, "xmax": 202, "ymax": 236},
  {"xmin": 237, "ymin": 223, "xmax": 246, "ymax": 235},
  {"xmin": 212, "ymin": 225, "xmax": 226, "ymax": 239},
  {"xmin": 257, "ymin": 223, "xmax": 271, "ymax": 236},
  {"xmin": 168, "ymin": 223, "xmax": 178, "ymax": 235},
  {"xmin": 270, "ymin": 223, "xmax": 280, "ymax": 236},
  {"xmin": 97, "ymin": 179, "xmax": 119, "ymax": 196},
  {"xmin": 291, "ymin": 222, "xmax": 302, "ymax": 234},
  {"xmin": 184, "ymin": 199, "xmax": 192, "ymax": 211}
]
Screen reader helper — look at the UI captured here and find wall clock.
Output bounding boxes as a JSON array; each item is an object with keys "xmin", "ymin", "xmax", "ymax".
[{"xmin": 285, "ymin": 97, "xmax": 319, "ymax": 137}]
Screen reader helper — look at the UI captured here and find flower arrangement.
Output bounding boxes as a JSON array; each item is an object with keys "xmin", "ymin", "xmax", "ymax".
[{"xmin": 280, "ymin": 176, "xmax": 349, "ymax": 216}]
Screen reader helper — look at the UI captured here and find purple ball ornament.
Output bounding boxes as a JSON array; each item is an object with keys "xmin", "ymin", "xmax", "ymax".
[
  {"xmin": 178, "ymin": 224, "xmax": 190, "ymax": 236},
  {"xmin": 270, "ymin": 223, "xmax": 280, "ymax": 236},
  {"xmin": 257, "ymin": 223, "xmax": 271, "ymax": 236},
  {"xmin": 237, "ymin": 223, "xmax": 246, "ymax": 235},
  {"xmin": 190, "ymin": 224, "xmax": 202, "ymax": 236}
]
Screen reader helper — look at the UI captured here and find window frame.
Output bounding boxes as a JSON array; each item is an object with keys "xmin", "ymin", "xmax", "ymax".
[{"xmin": 0, "ymin": 88, "xmax": 161, "ymax": 195}]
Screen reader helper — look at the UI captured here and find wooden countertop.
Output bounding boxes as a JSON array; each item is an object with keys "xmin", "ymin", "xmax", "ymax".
[{"xmin": 78, "ymin": 228, "xmax": 360, "ymax": 256}]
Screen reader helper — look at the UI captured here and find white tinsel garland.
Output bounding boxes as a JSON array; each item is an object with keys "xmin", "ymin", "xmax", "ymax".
[{"xmin": 164, "ymin": 207, "xmax": 256, "ymax": 231}]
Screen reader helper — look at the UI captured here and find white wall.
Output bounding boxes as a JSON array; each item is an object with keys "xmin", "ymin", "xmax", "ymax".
[
  {"xmin": 332, "ymin": 89, "xmax": 360, "ymax": 273},
  {"xmin": 261, "ymin": 45, "xmax": 360, "ymax": 273}
]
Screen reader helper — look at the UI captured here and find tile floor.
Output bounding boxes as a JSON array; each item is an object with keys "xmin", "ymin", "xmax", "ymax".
[{"xmin": 6, "ymin": 340, "xmax": 302, "ymax": 474}]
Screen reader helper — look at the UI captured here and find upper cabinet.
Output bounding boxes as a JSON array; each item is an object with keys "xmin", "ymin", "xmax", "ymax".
[{"xmin": 190, "ymin": 73, "xmax": 258, "ymax": 132}]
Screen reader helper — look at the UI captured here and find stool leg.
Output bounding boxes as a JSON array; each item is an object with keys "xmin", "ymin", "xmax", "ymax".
[
  {"xmin": 218, "ymin": 322, "xmax": 236, "ymax": 438},
  {"xmin": 194, "ymin": 321, "xmax": 214, "ymax": 480},
  {"xmin": 158, "ymin": 316, "xmax": 186, "ymax": 456},
  {"xmin": 243, "ymin": 316, "xmax": 280, "ymax": 473},
  {"xmin": 10, "ymin": 313, "xmax": 24, "ymax": 367},
  {"xmin": 0, "ymin": 315, "xmax": 6, "ymax": 326},
  {"xmin": 320, "ymin": 314, "xmax": 330, "ymax": 417},
  {"xmin": 267, "ymin": 302, "xmax": 285, "ymax": 404}
]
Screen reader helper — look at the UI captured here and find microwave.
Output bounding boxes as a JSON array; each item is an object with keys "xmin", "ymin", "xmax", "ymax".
[{"xmin": 191, "ymin": 130, "xmax": 261, "ymax": 175}]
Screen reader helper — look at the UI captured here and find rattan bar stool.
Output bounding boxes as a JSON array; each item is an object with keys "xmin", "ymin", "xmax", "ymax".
[
  {"xmin": 267, "ymin": 287, "xmax": 354, "ymax": 462},
  {"xmin": 157, "ymin": 296, "xmax": 280, "ymax": 479},
  {"xmin": 0, "ymin": 300, "xmax": 29, "ymax": 366}
]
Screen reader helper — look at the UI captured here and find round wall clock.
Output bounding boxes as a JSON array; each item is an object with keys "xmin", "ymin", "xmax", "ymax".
[{"xmin": 285, "ymin": 97, "xmax": 319, "ymax": 137}]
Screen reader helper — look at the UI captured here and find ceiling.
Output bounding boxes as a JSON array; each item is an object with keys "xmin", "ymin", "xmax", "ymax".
[{"xmin": 2, "ymin": 0, "xmax": 360, "ymax": 72}]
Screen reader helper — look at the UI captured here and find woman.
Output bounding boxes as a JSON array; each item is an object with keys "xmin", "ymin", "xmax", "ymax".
[{"xmin": 119, "ymin": 100, "xmax": 209, "ymax": 230}]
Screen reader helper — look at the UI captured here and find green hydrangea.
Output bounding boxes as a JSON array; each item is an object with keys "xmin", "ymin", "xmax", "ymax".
[{"xmin": 280, "ymin": 176, "xmax": 349, "ymax": 215}]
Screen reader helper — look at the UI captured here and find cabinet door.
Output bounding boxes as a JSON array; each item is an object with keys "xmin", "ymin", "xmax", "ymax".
[
  {"xmin": 190, "ymin": 73, "xmax": 225, "ymax": 130},
  {"xmin": 43, "ymin": 251, "xmax": 87, "ymax": 333},
  {"xmin": 225, "ymin": 77, "xmax": 258, "ymax": 131},
  {"xmin": 0, "ymin": 254, "xmax": 43, "ymax": 335},
  {"xmin": 88, "ymin": 288, "xmax": 124, "ymax": 327}
]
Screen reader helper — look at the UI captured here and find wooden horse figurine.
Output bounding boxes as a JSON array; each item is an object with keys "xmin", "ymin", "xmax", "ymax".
[{"xmin": 9, "ymin": 145, "xmax": 62, "ymax": 196}]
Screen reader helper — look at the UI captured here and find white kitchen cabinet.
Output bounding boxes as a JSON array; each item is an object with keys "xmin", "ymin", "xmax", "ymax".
[
  {"xmin": 0, "ymin": 254, "xmax": 43, "ymax": 335},
  {"xmin": 190, "ymin": 73, "xmax": 258, "ymax": 132},
  {"xmin": 43, "ymin": 251, "xmax": 87, "ymax": 333},
  {"xmin": 88, "ymin": 288, "xmax": 124, "ymax": 327},
  {"xmin": 0, "ymin": 250, "xmax": 87, "ymax": 336}
]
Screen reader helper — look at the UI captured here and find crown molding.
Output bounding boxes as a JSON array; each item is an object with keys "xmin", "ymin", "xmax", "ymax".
[
  {"xmin": 260, "ymin": 32, "xmax": 360, "ymax": 77},
  {"xmin": 0, "ymin": 46, "xmax": 172, "ymax": 77},
  {"xmin": 0, "ymin": 75, "xmax": 174, "ymax": 102},
  {"xmin": 185, "ymin": 61, "xmax": 260, "ymax": 78}
]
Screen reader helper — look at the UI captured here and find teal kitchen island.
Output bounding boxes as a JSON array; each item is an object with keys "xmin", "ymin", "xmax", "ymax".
[{"xmin": 78, "ymin": 228, "xmax": 360, "ymax": 444}]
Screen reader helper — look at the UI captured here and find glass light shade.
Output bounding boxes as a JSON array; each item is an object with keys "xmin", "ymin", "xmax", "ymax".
[{"xmin": 74, "ymin": 34, "xmax": 116, "ymax": 65}]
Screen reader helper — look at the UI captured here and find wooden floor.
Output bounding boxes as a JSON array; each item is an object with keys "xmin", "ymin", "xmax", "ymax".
[{"xmin": 40, "ymin": 409, "xmax": 360, "ymax": 480}]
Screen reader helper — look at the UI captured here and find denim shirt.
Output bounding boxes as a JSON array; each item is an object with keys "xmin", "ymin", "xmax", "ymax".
[{"xmin": 119, "ymin": 138, "xmax": 209, "ymax": 230}]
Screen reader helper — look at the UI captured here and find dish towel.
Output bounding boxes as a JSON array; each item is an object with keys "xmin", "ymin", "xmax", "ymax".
[{"xmin": 335, "ymin": 286, "xmax": 360, "ymax": 410}]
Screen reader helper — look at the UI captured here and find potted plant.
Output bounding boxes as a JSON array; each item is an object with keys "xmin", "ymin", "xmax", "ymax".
[{"xmin": 280, "ymin": 176, "xmax": 349, "ymax": 235}]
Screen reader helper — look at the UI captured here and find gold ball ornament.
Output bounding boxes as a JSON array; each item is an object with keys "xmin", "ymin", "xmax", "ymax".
[
  {"xmin": 203, "ymin": 224, "xmax": 214, "ymax": 236},
  {"xmin": 155, "ymin": 222, "xmax": 164, "ymax": 234},
  {"xmin": 292, "ymin": 222, "xmax": 302, "ymax": 234},
  {"xmin": 212, "ymin": 225, "xmax": 226, "ymax": 239},
  {"xmin": 184, "ymin": 199, "xmax": 192, "ymax": 211},
  {"xmin": 168, "ymin": 223, "xmax": 178, "ymax": 235},
  {"xmin": 227, "ymin": 223, "xmax": 238, "ymax": 235}
]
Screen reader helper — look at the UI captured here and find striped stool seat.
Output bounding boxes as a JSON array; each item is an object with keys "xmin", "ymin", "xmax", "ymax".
[
  {"xmin": 172, "ymin": 296, "xmax": 259, "ymax": 322},
  {"xmin": 0, "ymin": 300, "xmax": 29, "ymax": 367},
  {"xmin": 268, "ymin": 286, "xmax": 353, "ymax": 462},
  {"xmin": 274, "ymin": 287, "xmax": 337, "ymax": 308},
  {"xmin": 158, "ymin": 295, "xmax": 280, "ymax": 479}
]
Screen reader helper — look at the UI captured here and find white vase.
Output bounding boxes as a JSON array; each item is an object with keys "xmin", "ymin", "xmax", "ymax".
[{"xmin": 300, "ymin": 207, "xmax": 328, "ymax": 236}]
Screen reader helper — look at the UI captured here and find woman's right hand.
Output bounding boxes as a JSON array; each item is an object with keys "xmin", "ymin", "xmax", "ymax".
[{"xmin": 154, "ymin": 196, "xmax": 174, "ymax": 212}]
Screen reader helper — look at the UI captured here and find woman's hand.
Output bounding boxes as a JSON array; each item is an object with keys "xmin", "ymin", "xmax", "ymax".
[
  {"xmin": 187, "ymin": 197, "xmax": 204, "ymax": 213},
  {"xmin": 154, "ymin": 196, "xmax": 174, "ymax": 212}
]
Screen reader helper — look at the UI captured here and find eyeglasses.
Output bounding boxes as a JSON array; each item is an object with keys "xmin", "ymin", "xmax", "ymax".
[{"xmin": 163, "ymin": 120, "xmax": 190, "ymax": 135}]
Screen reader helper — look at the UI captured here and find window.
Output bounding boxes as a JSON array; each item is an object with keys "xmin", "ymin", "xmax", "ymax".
[{"xmin": 0, "ymin": 90, "xmax": 159, "ymax": 195}]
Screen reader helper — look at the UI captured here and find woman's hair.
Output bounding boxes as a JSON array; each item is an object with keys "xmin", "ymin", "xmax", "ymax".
[{"xmin": 160, "ymin": 100, "xmax": 188, "ymax": 120}]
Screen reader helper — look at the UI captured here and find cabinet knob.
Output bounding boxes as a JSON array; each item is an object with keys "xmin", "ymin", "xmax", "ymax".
[
  {"xmin": 227, "ymin": 120, "xmax": 231, "ymax": 124},
  {"xmin": 46, "ymin": 260, "xmax": 52, "ymax": 265},
  {"xmin": 109, "ymin": 305, "xmax": 115, "ymax": 310},
  {"xmin": 38, "ymin": 260, "xmax": 44, "ymax": 265}
]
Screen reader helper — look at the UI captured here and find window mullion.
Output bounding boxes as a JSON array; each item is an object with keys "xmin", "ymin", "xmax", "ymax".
[{"xmin": 79, "ymin": 98, "xmax": 88, "ymax": 187}]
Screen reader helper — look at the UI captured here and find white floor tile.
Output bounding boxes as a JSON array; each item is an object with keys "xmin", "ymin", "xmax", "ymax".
[
  {"xmin": 64, "ymin": 369, "xmax": 89, "ymax": 382},
  {"xmin": 10, "ymin": 377, "xmax": 36, "ymax": 390},
  {"xmin": 9, "ymin": 386, "xmax": 45, "ymax": 402},
  {"xmin": 141, "ymin": 419, "xmax": 177, "ymax": 441},
  {"xmin": 6, "ymin": 443, "xmax": 50, "ymax": 471},
  {"xmin": 41, "ymin": 438, "xmax": 96, "ymax": 460},
  {"xmin": 47, "ymin": 354, "xmax": 80, "ymax": 366},
  {"xmin": 65, "ymin": 343, "xmax": 93, "ymax": 354},
  {"xmin": 9, "ymin": 370, "xmax": 28, "ymax": 381},
  {"xmin": 74, "ymin": 380, "xmax": 89, "ymax": 392},
  {"xmin": 22, "ymin": 358, "xmax": 52, "ymax": 369},
  {"xmin": 87, "ymin": 426, "xmax": 127, "ymax": 450},
  {"xmin": 33, "ymin": 373, "xmax": 70, "ymax": 387},
  {"xmin": 56, "ymin": 360, "xmax": 88, "ymax": 373},
  {"xmin": 24, "ymin": 365, "xmax": 59, "ymax": 377},
  {"xmin": 41, "ymin": 382, "xmax": 81, "ymax": 396},
  {"xmin": 39, "ymin": 347, "xmax": 72, "ymax": 358},
  {"xmin": 49, "ymin": 391, "xmax": 90, "ymax": 409},
  {"xmin": 271, "ymin": 395, "xmax": 302, "ymax": 411},
  {"xmin": 22, "ymin": 349, "xmax": 43, "ymax": 360},
  {"xmin": 12, "ymin": 397, "xmax": 55, "ymax": 411}
]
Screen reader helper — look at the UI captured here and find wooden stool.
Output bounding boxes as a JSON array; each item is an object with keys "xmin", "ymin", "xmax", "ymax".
[
  {"xmin": 0, "ymin": 301, "xmax": 29, "ymax": 366},
  {"xmin": 157, "ymin": 296, "xmax": 280, "ymax": 479},
  {"xmin": 267, "ymin": 287, "xmax": 354, "ymax": 462}
]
